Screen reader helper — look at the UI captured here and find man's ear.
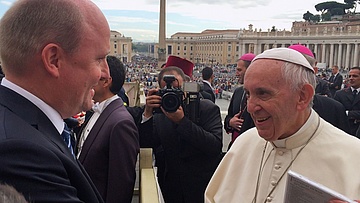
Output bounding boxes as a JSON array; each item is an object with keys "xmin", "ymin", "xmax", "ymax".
[
  {"xmin": 41, "ymin": 43, "xmax": 62, "ymax": 78},
  {"xmin": 103, "ymin": 77, "xmax": 113, "ymax": 88},
  {"xmin": 297, "ymin": 83, "xmax": 314, "ymax": 111}
]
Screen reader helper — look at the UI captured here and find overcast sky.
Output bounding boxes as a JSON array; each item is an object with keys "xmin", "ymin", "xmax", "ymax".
[{"xmin": 0, "ymin": 0, "xmax": 357, "ymax": 42}]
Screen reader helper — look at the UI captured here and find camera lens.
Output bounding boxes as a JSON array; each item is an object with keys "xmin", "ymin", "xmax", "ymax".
[{"xmin": 162, "ymin": 92, "xmax": 181, "ymax": 113}]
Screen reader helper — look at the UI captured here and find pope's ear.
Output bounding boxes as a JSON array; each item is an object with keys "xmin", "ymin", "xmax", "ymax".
[
  {"xmin": 297, "ymin": 83, "xmax": 314, "ymax": 111},
  {"xmin": 41, "ymin": 43, "xmax": 63, "ymax": 78}
]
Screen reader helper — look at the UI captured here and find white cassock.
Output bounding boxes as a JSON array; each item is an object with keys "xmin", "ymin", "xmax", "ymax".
[{"xmin": 205, "ymin": 109, "xmax": 360, "ymax": 203}]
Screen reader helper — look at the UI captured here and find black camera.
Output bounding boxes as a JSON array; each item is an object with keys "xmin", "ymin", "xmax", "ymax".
[
  {"xmin": 155, "ymin": 75, "xmax": 184, "ymax": 113},
  {"xmin": 154, "ymin": 75, "xmax": 202, "ymax": 124}
]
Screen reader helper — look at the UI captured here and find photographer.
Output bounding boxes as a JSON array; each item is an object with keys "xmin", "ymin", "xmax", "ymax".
[{"xmin": 139, "ymin": 66, "xmax": 223, "ymax": 203}]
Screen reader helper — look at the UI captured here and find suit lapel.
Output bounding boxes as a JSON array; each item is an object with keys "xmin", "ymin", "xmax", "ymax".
[
  {"xmin": 76, "ymin": 110, "xmax": 93, "ymax": 141},
  {"xmin": 78, "ymin": 98, "xmax": 122, "ymax": 162},
  {"xmin": 0, "ymin": 85, "xmax": 76, "ymax": 161}
]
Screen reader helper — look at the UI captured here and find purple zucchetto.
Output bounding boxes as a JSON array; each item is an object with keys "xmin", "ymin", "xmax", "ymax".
[{"xmin": 239, "ymin": 53, "xmax": 256, "ymax": 62}]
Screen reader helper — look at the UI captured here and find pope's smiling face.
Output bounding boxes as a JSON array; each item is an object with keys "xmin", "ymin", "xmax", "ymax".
[{"xmin": 244, "ymin": 59, "xmax": 301, "ymax": 141}]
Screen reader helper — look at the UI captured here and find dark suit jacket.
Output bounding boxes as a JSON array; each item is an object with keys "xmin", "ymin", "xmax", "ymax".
[
  {"xmin": 312, "ymin": 94, "xmax": 350, "ymax": 134},
  {"xmin": 139, "ymin": 99, "xmax": 223, "ymax": 203},
  {"xmin": 334, "ymin": 88, "xmax": 360, "ymax": 137},
  {"xmin": 0, "ymin": 85, "xmax": 103, "ymax": 203},
  {"xmin": 202, "ymin": 81, "xmax": 215, "ymax": 103},
  {"xmin": 329, "ymin": 73, "xmax": 343, "ymax": 97},
  {"xmin": 78, "ymin": 98, "xmax": 139, "ymax": 203},
  {"xmin": 315, "ymin": 77, "xmax": 332, "ymax": 97},
  {"xmin": 224, "ymin": 86, "xmax": 255, "ymax": 149}
]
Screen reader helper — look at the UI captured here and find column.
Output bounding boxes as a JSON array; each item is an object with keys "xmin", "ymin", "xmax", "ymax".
[
  {"xmin": 337, "ymin": 44, "xmax": 342, "ymax": 68},
  {"xmin": 345, "ymin": 43, "xmax": 351, "ymax": 70},
  {"xmin": 254, "ymin": 43, "xmax": 259, "ymax": 55},
  {"xmin": 314, "ymin": 44, "xmax": 318, "ymax": 60},
  {"xmin": 241, "ymin": 43, "xmax": 246, "ymax": 56},
  {"xmin": 353, "ymin": 43, "xmax": 359, "ymax": 67},
  {"xmin": 321, "ymin": 44, "xmax": 326, "ymax": 64},
  {"xmin": 264, "ymin": 44, "xmax": 269, "ymax": 51},
  {"xmin": 158, "ymin": 0, "xmax": 166, "ymax": 67},
  {"xmin": 238, "ymin": 43, "xmax": 243, "ymax": 57},
  {"xmin": 329, "ymin": 44, "xmax": 334, "ymax": 68}
]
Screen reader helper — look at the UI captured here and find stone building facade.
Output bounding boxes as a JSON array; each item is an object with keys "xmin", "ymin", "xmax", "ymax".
[
  {"xmin": 109, "ymin": 30, "xmax": 132, "ymax": 63},
  {"xmin": 160, "ymin": 17, "xmax": 360, "ymax": 69}
]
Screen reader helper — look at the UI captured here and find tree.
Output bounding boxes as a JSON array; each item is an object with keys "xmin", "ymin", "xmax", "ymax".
[
  {"xmin": 315, "ymin": 1, "xmax": 338, "ymax": 14},
  {"xmin": 332, "ymin": 7, "xmax": 346, "ymax": 15},
  {"xmin": 315, "ymin": 1, "xmax": 353, "ymax": 21},
  {"xmin": 322, "ymin": 12, "xmax": 332, "ymax": 21},
  {"xmin": 310, "ymin": 14, "xmax": 321, "ymax": 22},
  {"xmin": 303, "ymin": 11, "xmax": 313, "ymax": 21},
  {"xmin": 344, "ymin": 0, "xmax": 360, "ymax": 13}
]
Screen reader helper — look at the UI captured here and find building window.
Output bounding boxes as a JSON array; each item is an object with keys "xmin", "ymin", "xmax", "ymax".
[
  {"xmin": 168, "ymin": 45, "xmax": 172, "ymax": 55},
  {"xmin": 184, "ymin": 46, "xmax": 187, "ymax": 51},
  {"xmin": 178, "ymin": 46, "xmax": 180, "ymax": 51},
  {"xmin": 114, "ymin": 44, "xmax": 117, "ymax": 49}
]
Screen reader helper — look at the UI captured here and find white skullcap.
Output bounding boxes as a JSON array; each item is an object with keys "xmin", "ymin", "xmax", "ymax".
[{"xmin": 253, "ymin": 47, "xmax": 314, "ymax": 73}]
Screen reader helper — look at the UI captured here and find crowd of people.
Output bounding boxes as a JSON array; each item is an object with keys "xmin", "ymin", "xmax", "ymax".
[
  {"xmin": 1, "ymin": 1, "xmax": 360, "ymax": 203},
  {"xmin": 123, "ymin": 55, "xmax": 238, "ymax": 97}
]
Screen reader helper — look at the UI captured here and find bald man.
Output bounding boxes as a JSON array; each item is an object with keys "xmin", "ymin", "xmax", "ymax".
[{"xmin": 0, "ymin": 0, "xmax": 110, "ymax": 202}]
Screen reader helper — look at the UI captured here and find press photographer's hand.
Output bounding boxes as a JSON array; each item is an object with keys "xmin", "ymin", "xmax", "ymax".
[
  {"xmin": 144, "ymin": 88, "xmax": 161, "ymax": 118},
  {"xmin": 161, "ymin": 105, "xmax": 184, "ymax": 124}
]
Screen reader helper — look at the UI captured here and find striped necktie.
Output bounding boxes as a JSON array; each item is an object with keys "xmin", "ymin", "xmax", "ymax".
[{"xmin": 61, "ymin": 123, "xmax": 75, "ymax": 158}]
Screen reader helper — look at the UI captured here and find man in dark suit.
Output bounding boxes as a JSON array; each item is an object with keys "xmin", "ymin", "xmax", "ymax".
[
  {"xmin": 0, "ymin": 0, "xmax": 109, "ymax": 202},
  {"xmin": 329, "ymin": 65, "xmax": 343, "ymax": 97},
  {"xmin": 334, "ymin": 67, "xmax": 360, "ymax": 137},
  {"xmin": 77, "ymin": 56, "xmax": 139, "ymax": 203},
  {"xmin": 140, "ymin": 66, "xmax": 223, "ymax": 203},
  {"xmin": 312, "ymin": 94, "xmax": 350, "ymax": 133},
  {"xmin": 201, "ymin": 67, "xmax": 216, "ymax": 102},
  {"xmin": 224, "ymin": 53, "xmax": 256, "ymax": 149}
]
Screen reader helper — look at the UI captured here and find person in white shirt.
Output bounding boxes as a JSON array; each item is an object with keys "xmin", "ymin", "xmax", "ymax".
[
  {"xmin": 202, "ymin": 67, "xmax": 216, "ymax": 102},
  {"xmin": 0, "ymin": 0, "xmax": 109, "ymax": 202}
]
